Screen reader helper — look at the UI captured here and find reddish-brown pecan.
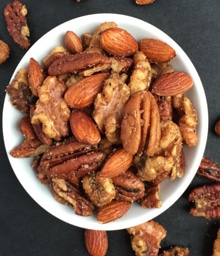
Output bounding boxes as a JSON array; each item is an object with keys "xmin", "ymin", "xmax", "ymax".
[
  {"xmin": 189, "ymin": 184, "xmax": 220, "ymax": 218},
  {"xmin": 4, "ymin": 0, "xmax": 30, "ymax": 49},
  {"xmin": 197, "ymin": 157, "xmax": 220, "ymax": 182},
  {"xmin": 112, "ymin": 169, "xmax": 145, "ymax": 202},
  {"xmin": 37, "ymin": 140, "xmax": 105, "ymax": 185},
  {"xmin": 10, "ymin": 116, "xmax": 49, "ymax": 158},
  {"xmin": 51, "ymin": 178, "xmax": 94, "ymax": 216},
  {"xmin": 47, "ymin": 52, "xmax": 110, "ymax": 76}
]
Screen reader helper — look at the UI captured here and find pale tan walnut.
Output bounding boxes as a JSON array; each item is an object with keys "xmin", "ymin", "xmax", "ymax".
[
  {"xmin": 213, "ymin": 228, "xmax": 220, "ymax": 256},
  {"xmin": 31, "ymin": 76, "xmax": 70, "ymax": 140},
  {"xmin": 160, "ymin": 246, "xmax": 189, "ymax": 256},
  {"xmin": 0, "ymin": 40, "xmax": 10, "ymax": 64},
  {"xmin": 82, "ymin": 171, "xmax": 116, "ymax": 207},
  {"xmin": 127, "ymin": 220, "xmax": 166, "ymax": 256},
  {"xmin": 93, "ymin": 72, "xmax": 130, "ymax": 144},
  {"xmin": 129, "ymin": 51, "xmax": 152, "ymax": 95},
  {"xmin": 173, "ymin": 94, "xmax": 199, "ymax": 147}
]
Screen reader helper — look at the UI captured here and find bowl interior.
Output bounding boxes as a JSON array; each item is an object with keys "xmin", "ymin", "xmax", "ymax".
[{"xmin": 2, "ymin": 13, "xmax": 208, "ymax": 230}]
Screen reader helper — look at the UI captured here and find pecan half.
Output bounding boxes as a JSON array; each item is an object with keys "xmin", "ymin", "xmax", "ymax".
[
  {"xmin": 112, "ymin": 169, "xmax": 145, "ymax": 202},
  {"xmin": 197, "ymin": 157, "xmax": 220, "ymax": 182},
  {"xmin": 189, "ymin": 184, "xmax": 220, "ymax": 218},
  {"xmin": 51, "ymin": 178, "xmax": 94, "ymax": 216},
  {"xmin": 47, "ymin": 52, "xmax": 110, "ymax": 76},
  {"xmin": 4, "ymin": 0, "xmax": 30, "ymax": 49},
  {"xmin": 38, "ymin": 140, "xmax": 105, "ymax": 185}
]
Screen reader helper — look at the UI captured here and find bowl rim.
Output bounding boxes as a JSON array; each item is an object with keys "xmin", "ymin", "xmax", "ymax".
[{"xmin": 2, "ymin": 13, "xmax": 208, "ymax": 230}]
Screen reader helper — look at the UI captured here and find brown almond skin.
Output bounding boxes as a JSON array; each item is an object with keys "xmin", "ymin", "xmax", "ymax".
[
  {"xmin": 100, "ymin": 27, "xmax": 138, "ymax": 56},
  {"xmin": 85, "ymin": 229, "xmax": 108, "ymax": 256},
  {"xmin": 28, "ymin": 57, "xmax": 44, "ymax": 96},
  {"xmin": 64, "ymin": 72, "xmax": 109, "ymax": 108},
  {"xmin": 151, "ymin": 71, "xmax": 193, "ymax": 96},
  {"xmin": 96, "ymin": 200, "xmax": 132, "ymax": 223},
  {"xmin": 70, "ymin": 110, "xmax": 101, "ymax": 145},
  {"xmin": 99, "ymin": 148, "xmax": 133, "ymax": 178},
  {"xmin": 64, "ymin": 31, "xmax": 83, "ymax": 53},
  {"xmin": 139, "ymin": 38, "xmax": 176, "ymax": 63}
]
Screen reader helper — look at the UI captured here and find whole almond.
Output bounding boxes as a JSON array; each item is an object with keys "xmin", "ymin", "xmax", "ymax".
[
  {"xmin": 151, "ymin": 71, "xmax": 193, "ymax": 96},
  {"xmin": 99, "ymin": 148, "xmax": 133, "ymax": 178},
  {"xmin": 28, "ymin": 57, "xmax": 44, "ymax": 96},
  {"xmin": 136, "ymin": 0, "xmax": 155, "ymax": 4},
  {"xmin": 70, "ymin": 110, "xmax": 101, "ymax": 145},
  {"xmin": 85, "ymin": 229, "xmax": 108, "ymax": 256},
  {"xmin": 64, "ymin": 31, "xmax": 83, "ymax": 53},
  {"xmin": 100, "ymin": 27, "xmax": 138, "ymax": 56},
  {"xmin": 64, "ymin": 72, "xmax": 108, "ymax": 108},
  {"xmin": 97, "ymin": 200, "xmax": 132, "ymax": 223},
  {"xmin": 139, "ymin": 38, "xmax": 176, "ymax": 63}
]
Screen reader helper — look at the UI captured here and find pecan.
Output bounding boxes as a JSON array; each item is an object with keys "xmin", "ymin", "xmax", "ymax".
[
  {"xmin": 47, "ymin": 52, "xmax": 110, "ymax": 76},
  {"xmin": 120, "ymin": 90, "xmax": 161, "ymax": 156},
  {"xmin": 197, "ymin": 157, "xmax": 220, "ymax": 182},
  {"xmin": 112, "ymin": 169, "xmax": 145, "ymax": 202},
  {"xmin": 51, "ymin": 178, "xmax": 94, "ymax": 216},
  {"xmin": 4, "ymin": 0, "xmax": 30, "ymax": 49},
  {"xmin": 189, "ymin": 184, "xmax": 220, "ymax": 218},
  {"xmin": 127, "ymin": 220, "xmax": 166, "ymax": 256},
  {"xmin": 10, "ymin": 116, "xmax": 49, "ymax": 158},
  {"xmin": 38, "ymin": 140, "xmax": 105, "ymax": 185}
]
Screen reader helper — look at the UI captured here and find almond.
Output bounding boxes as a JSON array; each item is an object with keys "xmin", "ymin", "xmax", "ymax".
[
  {"xmin": 139, "ymin": 38, "xmax": 176, "ymax": 63},
  {"xmin": 99, "ymin": 148, "xmax": 133, "ymax": 178},
  {"xmin": 136, "ymin": 0, "xmax": 155, "ymax": 4},
  {"xmin": 100, "ymin": 27, "xmax": 138, "ymax": 56},
  {"xmin": 64, "ymin": 72, "xmax": 109, "ymax": 108},
  {"xmin": 151, "ymin": 71, "xmax": 193, "ymax": 96},
  {"xmin": 96, "ymin": 200, "xmax": 132, "ymax": 223},
  {"xmin": 64, "ymin": 31, "xmax": 83, "ymax": 53},
  {"xmin": 85, "ymin": 229, "xmax": 108, "ymax": 256},
  {"xmin": 28, "ymin": 57, "xmax": 44, "ymax": 96},
  {"xmin": 70, "ymin": 110, "xmax": 101, "ymax": 145}
]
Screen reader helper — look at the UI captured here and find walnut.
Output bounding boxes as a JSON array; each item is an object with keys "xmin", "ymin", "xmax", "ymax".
[
  {"xmin": 31, "ymin": 76, "xmax": 70, "ymax": 140},
  {"xmin": 93, "ymin": 72, "xmax": 130, "ymax": 144},
  {"xmin": 6, "ymin": 68, "xmax": 36, "ymax": 114},
  {"xmin": 127, "ymin": 220, "xmax": 166, "ymax": 256},
  {"xmin": 4, "ymin": 0, "xmax": 30, "ymax": 49},
  {"xmin": 0, "ymin": 40, "xmax": 10, "ymax": 64},
  {"xmin": 213, "ymin": 228, "xmax": 220, "ymax": 256},
  {"xmin": 82, "ymin": 172, "xmax": 116, "ymax": 207}
]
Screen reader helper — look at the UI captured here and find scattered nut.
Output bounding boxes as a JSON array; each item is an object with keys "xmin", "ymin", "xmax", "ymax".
[
  {"xmin": 4, "ymin": 0, "xmax": 30, "ymax": 49},
  {"xmin": 215, "ymin": 119, "xmax": 220, "ymax": 136},
  {"xmin": 0, "ymin": 40, "xmax": 10, "ymax": 64},
  {"xmin": 85, "ymin": 229, "xmax": 108, "ymax": 256}
]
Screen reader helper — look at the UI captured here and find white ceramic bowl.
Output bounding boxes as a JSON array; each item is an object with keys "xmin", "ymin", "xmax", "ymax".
[{"xmin": 3, "ymin": 13, "xmax": 208, "ymax": 230}]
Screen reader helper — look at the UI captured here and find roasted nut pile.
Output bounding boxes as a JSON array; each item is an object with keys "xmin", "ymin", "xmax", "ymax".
[{"xmin": 6, "ymin": 21, "xmax": 199, "ymax": 223}]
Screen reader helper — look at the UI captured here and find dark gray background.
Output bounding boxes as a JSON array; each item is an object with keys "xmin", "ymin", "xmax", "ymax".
[{"xmin": 0, "ymin": 0, "xmax": 220, "ymax": 255}]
